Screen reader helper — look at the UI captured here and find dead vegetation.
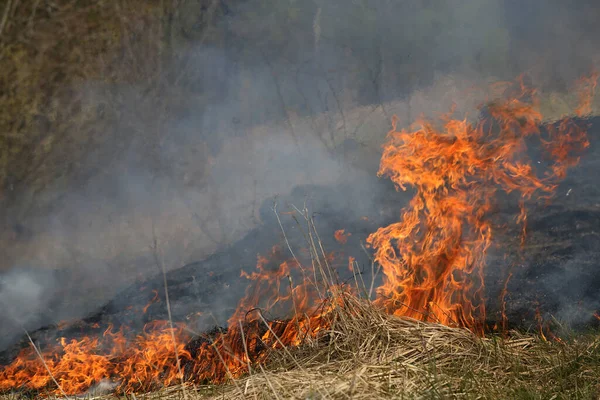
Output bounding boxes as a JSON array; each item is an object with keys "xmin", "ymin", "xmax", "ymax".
[
  {"xmin": 10, "ymin": 299, "xmax": 597, "ymax": 399},
  {"xmin": 193, "ymin": 207, "xmax": 600, "ymax": 400},
  {"xmin": 3, "ymin": 210, "xmax": 599, "ymax": 400},
  {"xmin": 1, "ymin": 2, "xmax": 600, "ymax": 399},
  {"xmin": 0, "ymin": 1, "xmax": 166, "ymax": 201},
  {"xmin": 146, "ymin": 226, "xmax": 600, "ymax": 400},
  {"xmin": 192, "ymin": 307, "xmax": 600, "ymax": 399},
  {"xmin": 1, "ymin": 313, "xmax": 600, "ymax": 399}
]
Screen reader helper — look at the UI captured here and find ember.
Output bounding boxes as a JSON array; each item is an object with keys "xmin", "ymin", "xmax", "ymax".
[
  {"xmin": 334, "ymin": 229, "xmax": 351, "ymax": 244},
  {"xmin": 0, "ymin": 75, "xmax": 597, "ymax": 395}
]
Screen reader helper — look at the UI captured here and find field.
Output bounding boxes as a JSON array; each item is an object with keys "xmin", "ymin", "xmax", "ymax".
[{"xmin": 2, "ymin": 1, "xmax": 600, "ymax": 399}]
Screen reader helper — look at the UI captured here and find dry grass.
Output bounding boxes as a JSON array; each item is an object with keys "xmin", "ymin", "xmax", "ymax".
[
  {"xmin": 190, "ymin": 303, "xmax": 599, "ymax": 399},
  {"xmin": 22, "ymin": 299, "xmax": 594, "ymax": 400}
]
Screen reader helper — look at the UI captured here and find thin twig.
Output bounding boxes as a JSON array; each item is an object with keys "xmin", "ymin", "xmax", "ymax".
[
  {"xmin": 272, "ymin": 201, "xmax": 304, "ymax": 274},
  {"xmin": 287, "ymin": 274, "xmax": 302, "ymax": 336},
  {"xmin": 257, "ymin": 312, "xmax": 309, "ymax": 373},
  {"xmin": 256, "ymin": 363, "xmax": 281, "ymax": 400},
  {"xmin": 24, "ymin": 329, "xmax": 70, "ymax": 399},
  {"xmin": 204, "ymin": 312, "xmax": 247, "ymax": 397},
  {"xmin": 360, "ymin": 241, "xmax": 381, "ymax": 299},
  {"xmin": 238, "ymin": 320, "xmax": 258, "ymax": 400},
  {"xmin": 27, "ymin": 0, "xmax": 41, "ymax": 31},
  {"xmin": 151, "ymin": 229, "xmax": 188, "ymax": 400},
  {"xmin": 209, "ymin": 338, "xmax": 246, "ymax": 398}
]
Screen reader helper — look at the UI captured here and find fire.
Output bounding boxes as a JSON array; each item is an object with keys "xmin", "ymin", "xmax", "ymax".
[
  {"xmin": 334, "ymin": 229, "xmax": 351, "ymax": 244},
  {"xmin": 143, "ymin": 290, "xmax": 161, "ymax": 314},
  {"xmin": 0, "ymin": 243, "xmax": 342, "ymax": 395},
  {"xmin": 366, "ymin": 76, "xmax": 594, "ymax": 331},
  {"xmin": 0, "ymin": 75, "xmax": 596, "ymax": 395}
]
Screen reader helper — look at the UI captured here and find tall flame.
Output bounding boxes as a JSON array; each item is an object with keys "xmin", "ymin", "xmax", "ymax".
[{"xmin": 366, "ymin": 77, "xmax": 593, "ymax": 331}]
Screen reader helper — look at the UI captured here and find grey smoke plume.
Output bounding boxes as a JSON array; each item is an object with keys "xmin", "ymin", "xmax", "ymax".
[
  {"xmin": 0, "ymin": 268, "xmax": 56, "ymax": 332},
  {"xmin": 1, "ymin": 0, "xmax": 600, "ymax": 349}
]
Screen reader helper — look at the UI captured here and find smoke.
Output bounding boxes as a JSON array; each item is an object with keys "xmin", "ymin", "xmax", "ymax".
[
  {"xmin": 2, "ymin": 0, "xmax": 600, "ymax": 349},
  {"xmin": 0, "ymin": 268, "xmax": 57, "ymax": 349},
  {"xmin": 542, "ymin": 255, "xmax": 600, "ymax": 328}
]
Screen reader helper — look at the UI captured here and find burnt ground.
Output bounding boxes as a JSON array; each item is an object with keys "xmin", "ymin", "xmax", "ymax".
[{"xmin": 1, "ymin": 116, "xmax": 600, "ymax": 365}]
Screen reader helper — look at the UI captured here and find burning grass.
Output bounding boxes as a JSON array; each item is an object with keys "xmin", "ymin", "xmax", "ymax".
[
  {"xmin": 1, "ymin": 75, "xmax": 600, "ymax": 399},
  {"xmin": 2, "ymin": 243, "xmax": 599, "ymax": 400},
  {"xmin": 1, "ymin": 301, "xmax": 600, "ymax": 399}
]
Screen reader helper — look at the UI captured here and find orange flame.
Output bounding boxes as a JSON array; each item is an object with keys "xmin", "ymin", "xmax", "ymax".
[
  {"xmin": 366, "ymin": 77, "xmax": 593, "ymax": 331},
  {"xmin": 0, "ymin": 245, "xmax": 340, "ymax": 395},
  {"xmin": 334, "ymin": 229, "xmax": 351, "ymax": 245},
  {"xmin": 143, "ymin": 290, "xmax": 161, "ymax": 314}
]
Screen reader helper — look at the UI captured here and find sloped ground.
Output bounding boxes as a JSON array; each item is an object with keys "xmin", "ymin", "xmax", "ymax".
[{"xmin": 4, "ymin": 114, "xmax": 600, "ymax": 358}]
